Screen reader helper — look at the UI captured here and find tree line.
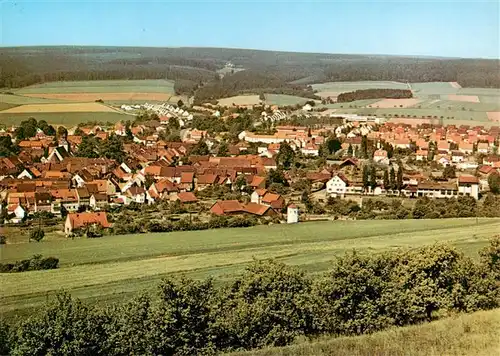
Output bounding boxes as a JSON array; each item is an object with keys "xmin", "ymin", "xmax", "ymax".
[
  {"xmin": 337, "ymin": 89, "xmax": 413, "ymax": 103},
  {"xmin": 1, "ymin": 238, "xmax": 499, "ymax": 355}
]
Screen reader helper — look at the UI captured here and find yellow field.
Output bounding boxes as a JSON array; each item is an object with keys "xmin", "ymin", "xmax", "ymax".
[
  {"xmin": 0, "ymin": 102, "xmax": 117, "ymax": 113},
  {"xmin": 23, "ymin": 92, "xmax": 175, "ymax": 101},
  {"xmin": 448, "ymin": 94, "xmax": 480, "ymax": 103},
  {"xmin": 487, "ymin": 111, "xmax": 500, "ymax": 122},
  {"xmin": 371, "ymin": 98, "xmax": 421, "ymax": 108},
  {"xmin": 218, "ymin": 95, "xmax": 261, "ymax": 106}
]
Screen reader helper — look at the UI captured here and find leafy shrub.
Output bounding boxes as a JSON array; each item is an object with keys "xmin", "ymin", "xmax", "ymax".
[
  {"xmin": 0, "ymin": 255, "xmax": 59, "ymax": 273},
  {"xmin": 29, "ymin": 228, "xmax": 45, "ymax": 242}
]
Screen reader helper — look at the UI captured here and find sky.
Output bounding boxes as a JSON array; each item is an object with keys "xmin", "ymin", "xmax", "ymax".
[{"xmin": 1, "ymin": 0, "xmax": 499, "ymax": 59}]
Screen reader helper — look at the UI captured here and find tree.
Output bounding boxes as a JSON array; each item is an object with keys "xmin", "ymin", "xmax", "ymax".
[
  {"xmin": 362, "ymin": 165, "xmax": 369, "ymax": 190},
  {"xmin": 76, "ymin": 136, "xmax": 99, "ymax": 158},
  {"xmin": 389, "ymin": 167, "xmax": 396, "ymax": 190},
  {"xmin": 191, "ymin": 139, "xmax": 209, "ymax": 155},
  {"xmin": 370, "ymin": 166, "xmax": 377, "ymax": 190},
  {"xmin": 259, "ymin": 93, "xmax": 265, "ymax": 101},
  {"xmin": 29, "ymin": 228, "xmax": 45, "ymax": 242},
  {"xmin": 57, "ymin": 126, "xmax": 68, "ymax": 139},
  {"xmin": 168, "ymin": 117, "xmax": 180, "ymax": 131},
  {"xmin": 383, "ymin": 169, "xmax": 389, "ymax": 189},
  {"xmin": 0, "ymin": 136, "xmax": 19, "ymax": 157},
  {"xmin": 177, "ymin": 99, "xmax": 184, "ymax": 108},
  {"xmin": 301, "ymin": 191, "xmax": 313, "ymax": 212},
  {"xmin": 100, "ymin": 134, "xmax": 126, "ymax": 163},
  {"xmin": 217, "ymin": 141, "xmax": 228, "ymax": 157},
  {"xmin": 347, "ymin": 144, "xmax": 353, "ymax": 157},
  {"xmin": 488, "ymin": 172, "xmax": 500, "ymax": 194},
  {"xmin": 325, "ymin": 136, "xmax": 341, "ymax": 155},
  {"xmin": 396, "ymin": 165, "xmax": 403, "ymax": 191},
  {"xmin": 276, "ymin": 142, "xmax": 295, "ymax": 169},
  {"xmin": 361, "ymin": 135, "xmax": 368, "ymax": 159},
  {"xmin": 443, "ymin": 165, "xmax": 456, "ymax": 179}
]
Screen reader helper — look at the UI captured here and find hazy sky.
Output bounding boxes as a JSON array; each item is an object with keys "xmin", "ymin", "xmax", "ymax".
[{"xmin": 1, "ymin": 0, "xmax": 499, "ymax": 58}]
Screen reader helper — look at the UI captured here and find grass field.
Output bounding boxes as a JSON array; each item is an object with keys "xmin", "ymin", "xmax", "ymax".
[
  {"xmin": 265, "ymin": 94, "xmax": 311, "ymax": 106},
  {"xmin": 231, "ymin": 308, "xmax": 500, "ymax": 356},
  {"xmin": 218, "ymin": 95, "xmax": 261, "ymax": 106},
  {"xmin": 14, "ymin": 79, "xmax": 175, "ymax": 94},
  {"xmin": 0, "ymin": 111, "xmax": 129, "ymax": 126},
  {"xmin": 1, "ymin": 218, "xmax": 498, "ymax": 320},
  {"xmin": 312, "ymin": 81, "xmax": 409, "ymax": 93}
]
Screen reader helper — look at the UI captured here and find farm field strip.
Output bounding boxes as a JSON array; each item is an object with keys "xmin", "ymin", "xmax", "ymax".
[
  {"xmin": 2, "ymin": 219, "xmax": 498, "ymax": 297},
  {"xmin": 0, "ymin": 102, "xmax": 117, "ymax": 113},
  {"xmin": 264, "ymin": 94, "xmax": 311, "ymax": 105},
  {"xmin": 370, "ymin": 98, "xmax": 421, "ymax": 108},
  {"xmin": 15, "ymin": 79, "xmax": 175, "ymax": 94},
  {"xmin": 22, "ymin": 92, "xmax": 176, "ymax": 101},
  {"xmin": 447, "ymin": 94, "xmax": 480, "ymax": 103},
  {"xmin": 2, "ymin": 219, "xmax": 493, "ymax": 266},
  {"xmin": 218, "ymin": 95, "xmax": 261, "ymax": 106},
  {"xmin": 312, "ymin": 81, "xmax": 409, "ymax": 92}
]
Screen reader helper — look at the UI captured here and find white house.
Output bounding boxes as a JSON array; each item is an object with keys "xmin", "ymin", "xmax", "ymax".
[
  {"xmin": 458, "ymin": 176, "xmax": 480, "ymax": 200},
  {"xmin": 301, "ymin": 143, "xmax": 319, "ymax": 157},
  {"xmin": 302, "ymin": 104, "xmax": 313, "ymax": 112},
  {"xmin": 451, "ymin": 151, "xmax": 465, "ymax": 163},
  {"xmin": 326, "ymin": 174, "xmax": 349, "ymax": 198},
  {"xmin": 287, "ymin": 204, "xmax": 299, "ymax": 223}
]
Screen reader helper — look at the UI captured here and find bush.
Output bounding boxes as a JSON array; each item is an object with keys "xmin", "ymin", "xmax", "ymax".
[
  {"xmin": 0, "ymin": 235, "xmax": 6, "ymax": 244},
  {"xmin": 0, "ymin": 255, "xmax": 59, "ymax": 273},
  {"xmin": 29, "ymin": 228, "xmax": 45, "ymax": 242}
]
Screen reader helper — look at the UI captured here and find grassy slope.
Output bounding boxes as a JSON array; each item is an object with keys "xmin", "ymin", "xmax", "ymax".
[
  {"xmin": 230, "ymin": 309, "xmax": 500, "ymax": 356},
  {"xmin": 1, "ymin": 218, "xmax": 498, "ymax": 319},
  {"xmin": 14, "ymin": 79, "xmax": 175, "ymax": 94}
]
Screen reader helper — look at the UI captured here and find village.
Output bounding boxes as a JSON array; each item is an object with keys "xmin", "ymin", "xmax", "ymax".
[{"xmin": 0, "ymin": 101, "xmax": 499, "ymax": 240}]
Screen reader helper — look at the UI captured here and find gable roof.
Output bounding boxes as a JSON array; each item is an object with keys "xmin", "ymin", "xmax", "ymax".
[{"xmin": 67, "ymin": 212, "xmax": 111, "ymax": 229}]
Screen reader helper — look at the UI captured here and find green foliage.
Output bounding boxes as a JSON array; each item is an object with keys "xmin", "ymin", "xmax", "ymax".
[
  {"xmin": 276, "ymin": 142, "xmax": 295, "ymax": 169},
  {"xmin": 488, "ymin": 172, "xmax": 500, "ymax": 194},
  {"xmin": 0, "ymin": 254, "xmax": 59, "ymax": 273},
  {"xmin": 29, "ymin": 228, "xmax": 45, "ymax": 242},
  {"xmin": 190, "ymin": 139, "xmax": 210, "ymax": 155},
  {"xmin": 362, "ymin": 165, "xmax": 369, "ymax": 189},
  {"xmin": 0, "ymin": 235, "xmax": 6, "ymax": 244},
  {"xmin": 443, "ymin": 165, "xmax": 456, "ymax": 179},
  {"xmin": 337, "ymin": 89, "xmax": 413, "ymax": 103},
  {"xmin": 370, "ymin": 166, "xmax": 377, "ymax": 189},
  {"xmin": 0, "ymin": 135, "xmax": 19, "ymax": 157},
  {"xmin": 214, "ymin": 260, "xmax": 317, "ymax": 350}
]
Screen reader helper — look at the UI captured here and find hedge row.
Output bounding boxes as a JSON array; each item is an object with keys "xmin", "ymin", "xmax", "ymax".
[
  {"xmin": 1, "ymin": 237, "xmax": 499, "ymax": 355},
  {"xmin": 0, "ymin": 255, "xmax": 59, "ymax": 273}
]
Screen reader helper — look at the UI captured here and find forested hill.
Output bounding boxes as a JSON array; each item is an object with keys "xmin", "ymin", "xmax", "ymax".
[{"xmin": 1, "ymin": 46, "xmax": 499, "ymax": 99}]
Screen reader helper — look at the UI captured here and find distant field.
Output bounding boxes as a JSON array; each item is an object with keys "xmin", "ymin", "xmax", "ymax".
[
  {"xmin": 371, "ymin": 98, "xmax": 421, "ymax": 108},
  {"xmin": 0, "ymin": 93, "xmax": 76, "ymax": 105},
  {"xmin": 1, "ymin": 218, "xmax": 498, "ymax": 319},
  {"xmin": 265, "ymin": 94, "xmax": 311, "ymax": 106},
  {"xmin": 0, "ymin": 111, "xmax": 128, "ymax": 126},
  {"xmin": 15, "ymin": 79, "xmax": 175, "ymax": 94},
  {"xmin": 0, "ymin": 102, "xmax": 117, "ymax": 113},
  {"xmin": 218, "ymin": 95, "xmax": 261, "ymax": 106},
  {"xmin": 22, "ymin": 92, "xmax": 175, "ymax": 102},
  {"xmin": 312, "ymin": 81, "xmax": 409, "ymax": 93}
]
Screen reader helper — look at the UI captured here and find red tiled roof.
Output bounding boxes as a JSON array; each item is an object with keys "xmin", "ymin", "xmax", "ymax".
[{"xmin": 67, "ymin": 212, "xmax": 111, "ymax": 229}]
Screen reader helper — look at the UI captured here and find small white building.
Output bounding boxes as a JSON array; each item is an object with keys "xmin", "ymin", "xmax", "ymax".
[{"xmin": 287, "ymin": 204, "xmax": 299, "ymax": 223}]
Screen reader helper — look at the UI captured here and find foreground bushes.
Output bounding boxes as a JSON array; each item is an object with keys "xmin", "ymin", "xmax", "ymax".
[
  {"xmin": 3, "ymin": 237, "xmax": 500, "ymax": 355},
  {"xmin": 0, "ymin": 255, "xmax": 59, "ymax": 273}
]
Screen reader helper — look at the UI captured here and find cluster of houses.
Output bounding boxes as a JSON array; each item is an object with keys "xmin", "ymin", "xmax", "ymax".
[
  {"xmin": 141, "ymin": 103, "xmax": 194, "ymax": 125},
  {"xmin": 1, "ymin": 112, "xmax": 499, "ymax": 234}
]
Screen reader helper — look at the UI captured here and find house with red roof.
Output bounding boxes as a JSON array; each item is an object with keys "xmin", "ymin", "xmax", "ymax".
[{"xmin": 64, "ymin": 212, "xmax": 111, "ymax": 235}]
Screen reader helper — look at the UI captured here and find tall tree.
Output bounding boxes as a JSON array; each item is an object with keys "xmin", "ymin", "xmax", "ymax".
[
  {"xmin": 383, "ymin": 169, "xmax": 389, "ymax": 189},
  {"xmin": 396, "ymin": 165, "xmax": 404, "ymax": 191},
  {"xmin": 191, "ymin": 139, "xmax": 209, "ymax": 155},
  {"xmin": 361, "ymin": 135, "xmax": 368, "ymax": 159},
  {"xmin": 370, "ymin": 166, "xmax": 377, "ymax": 190},
  {"xmin": 389, "ymin": 166, "xmax": 396, "ymax": 190},
  {"xmin": 347, "ymin": 144, "xmax": 353, "ymax": 157},
  {"xmin": 57, "ymin": 126, "xmax": 68, "ymax": 139},
  {"xmin": 362, "ymin": 165, "xmax": 369, "ymax": 190},
  {"xmin": 488, "ymin": 172, "xmax": 500, "ymax": 194},
  {"xmin": 276, "ymin": 142, "xmax": 295, "ymax": 169}
]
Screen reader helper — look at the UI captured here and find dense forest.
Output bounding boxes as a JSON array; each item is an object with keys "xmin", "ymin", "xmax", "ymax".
[
  {"xmin": 337, "ymin": 89, "xmax": 413, "ymax": 103},
  {"xmin": 1, "ymin": 46, "xmax": 499, "ymax": 101}
]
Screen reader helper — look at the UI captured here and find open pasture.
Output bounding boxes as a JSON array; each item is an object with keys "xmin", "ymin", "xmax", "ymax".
[
  {"xmin": 0, "ymin": 102, "xmax": 117, "ymax": 113},
  {"xmin": 15, "ymin": 79, "xmax": 175, "ymax": 94},
  {"xmin": 448, "ymin": 94, "xmax": 480, "ymax": 103},
  {"xmin": 312, "ymin": 81, "xmax": 408, "ymax": 93},
  {"xmin": 218, "ymin": 95, "xmax": 261, "ymax": 106},
  {"xmin": 1, "ymin": 218, "xmax": 498, "ymax": 319},
  {"xmin": 487, "ymin": 112, "xmax": 500, "ymax": 122},
  {"xmin": 265, "ymin": 94, "xmax": 311, "ymax": 106},
  {"xmin": 23, "ymin": 92, "xmax": 175, "ymax": 102},
  {"xmin": 370, "ymin": 98, "xmax": 421, "ymax": 108}
]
